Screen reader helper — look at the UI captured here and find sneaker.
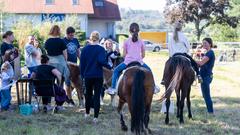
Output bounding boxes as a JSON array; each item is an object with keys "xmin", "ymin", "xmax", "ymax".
[
  {"xmin": 46, "ymin": 105, "xmax": 54, "ymax": 111},
  {"xmin": 84, "ymin": 113, "xmax": 90, "ymax": 119},
  {"xmin": 56, "ymin": 106, "xmax": 66, "ymax": 111},
  {"xmin": 197, "ymin": 75, "xmax": 203, "ymax": 83},
  {"xmin": 154, "ymin": 85, "xmax": 160, "ymax": 94},
  {"xmin": 105, "ymin": 87, "xmax": 116, "ymax": 95},
  {"xmin": 93, "ymin": 118, "xmax": 98, "ymax": 124}
]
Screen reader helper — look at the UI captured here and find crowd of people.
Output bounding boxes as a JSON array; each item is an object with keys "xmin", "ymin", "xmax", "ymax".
[{"xmin": 0, "ymin": 21, "xmax": 215, "ymax": 122}]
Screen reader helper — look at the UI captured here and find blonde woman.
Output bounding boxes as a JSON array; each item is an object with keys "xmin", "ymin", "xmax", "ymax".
[
  {"xmin": 80, "ymin": 31, "xmax": 111, "ymax": 123},
  {"xmin": 166, "ymin": 21, "xmax": 202, "ymax": 83}
]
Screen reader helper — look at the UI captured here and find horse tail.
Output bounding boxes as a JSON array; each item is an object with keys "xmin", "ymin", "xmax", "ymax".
[
  {"xmin": 131, "ymin": 69, "xmax": 145, "ymax": 134},
  {"xmin": 159, "ymin": 65, "xmax": 183, "ymax": 102},
  {"xmin": 167, "ymin": 65, "xmax": 183, "ymax": 93}
]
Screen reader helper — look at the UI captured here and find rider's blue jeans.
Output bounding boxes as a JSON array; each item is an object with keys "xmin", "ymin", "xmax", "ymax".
[
  {"xmin": 111, "ymin": 62, "xmax": 151, "ymax": 89},
  {"xmin": 200, "ymin": 75, "xmax": 214, "ymax": 113}
]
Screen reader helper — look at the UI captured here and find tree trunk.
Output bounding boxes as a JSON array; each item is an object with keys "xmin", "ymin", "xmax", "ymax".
[{"xmin": 195, "ymin": 20, "xmax": 201, "ymax": 41}]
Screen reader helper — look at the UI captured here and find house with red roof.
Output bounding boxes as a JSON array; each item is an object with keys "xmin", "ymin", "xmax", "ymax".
[{"xmin": 1, "ymin": 0, "xmax": 121, "ymax": 38}]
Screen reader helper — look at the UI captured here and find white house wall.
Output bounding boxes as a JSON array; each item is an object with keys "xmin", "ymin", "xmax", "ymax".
[
  {"xmin": 88, "ymin": 20, "xmax": 115, "ymax": 38},
  {"xmin": 3, "ymin": 14, "xmax": 88, "ymax": 33}
]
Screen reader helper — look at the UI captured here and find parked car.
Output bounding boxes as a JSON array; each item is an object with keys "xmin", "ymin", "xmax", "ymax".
[{"xmin": 143, "ymin": 40, "xmax": 162, "ymax": 52}]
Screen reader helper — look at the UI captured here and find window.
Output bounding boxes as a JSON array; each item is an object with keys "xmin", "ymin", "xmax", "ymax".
[
  {"xmin": 95, "ymin": 0, "xmax": 104, "ymax": 7},
  {"xmin": 72, "ymin": 0, "xmax": 79, "ymax": 5},
  {"xmin": 45, "ymin": 0, "xmax": 54, "ymax": 5}
]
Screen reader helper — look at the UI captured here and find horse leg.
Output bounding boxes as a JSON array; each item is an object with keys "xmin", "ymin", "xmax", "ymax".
[
  {"xmin": 186, "ymin": 86, "xmax": 192, "ymax": 119},
  {"xmin": 179, "ymin": 91, "xmax": 186, "ymax": 124},
  {"xmin": 73, "ymin": 80, "xmax": 85, "ymax": 107},
  {"xmin": 110, "ymin": 95, "xmax": 115, "ymax": 107},
  {"xmin": 176, "ymin": 91, "xmax": 180, "ymax": 119},
  {"xmin": 76, "ymin": 87, "xmax": 85, "ymax": 108},
  {"xmin": 117, "ymin": 99, "xmax": 128, "ymax": 131},
  {"xmin": 165, "ymin": 97, "xmax": 171, "ymax": 124},
  {"xmin": 144, "ymin": 105, "xmax": 152, "ymax": 134}
]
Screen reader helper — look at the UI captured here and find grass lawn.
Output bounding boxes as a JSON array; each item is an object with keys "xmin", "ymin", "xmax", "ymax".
[{"xmin": 0, "ymin": 52, "xmax": 239, "ymax": 135}]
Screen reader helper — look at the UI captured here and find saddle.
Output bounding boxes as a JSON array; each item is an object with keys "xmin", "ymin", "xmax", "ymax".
[
  {"xmin": 126, "ymin": 61, "xmax": 141, "ymax": 69},
  {"xmin": 172, "ymin": 53, "xmax": 191, "ymax": 63}
]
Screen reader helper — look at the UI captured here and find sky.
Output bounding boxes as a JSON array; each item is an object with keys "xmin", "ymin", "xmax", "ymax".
[{"xmin": 117, "ymin": 0, "xmax": 167, "ymax": 12}]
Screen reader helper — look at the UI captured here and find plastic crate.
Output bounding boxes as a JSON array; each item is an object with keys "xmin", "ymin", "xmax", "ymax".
[{"xmin": 19, "ymin": 104, "xmax": 33, "ymax": 116}]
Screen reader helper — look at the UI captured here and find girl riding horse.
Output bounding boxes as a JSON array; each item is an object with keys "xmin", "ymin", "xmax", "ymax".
[
  {"xmin": 106, "ymin": 23, "xmax": 160, "ymax": 95},
  {"xmin": 162, "ymin": 20, "xmax": 202, "ymax": 85}
]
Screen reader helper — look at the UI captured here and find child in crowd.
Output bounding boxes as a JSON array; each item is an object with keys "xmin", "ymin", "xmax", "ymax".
[
  {"xmin": 0, "ymin": 61, "xmax": 14, "ymax": 111},
  {"xmin": 104, "ymin": 39, "xmax": 120, "ymax": 68}
]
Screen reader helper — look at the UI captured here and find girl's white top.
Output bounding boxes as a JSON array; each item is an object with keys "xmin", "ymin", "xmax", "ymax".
[{"xmin": 168, "ymin": 31, "xmax": 191, "ymax": 57}]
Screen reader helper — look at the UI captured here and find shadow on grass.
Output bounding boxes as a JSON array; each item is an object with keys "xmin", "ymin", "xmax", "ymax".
[
  {"xmin": 150, "ymin": 96, "xmax": 240, "ymax": 135},
  {"xmin": 0, "ymin": 96, "xmax": 239, "ymax": 135}
]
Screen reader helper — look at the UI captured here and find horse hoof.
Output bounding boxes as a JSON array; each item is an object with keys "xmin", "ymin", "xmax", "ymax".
[
  {"xmin": 148, "ymin": 128, "xmax": 152, "ymax": 134},
  {"xmin": 165, "ymin": 119, "xmax": 169, "ymax": 125},
  {"xmin": 188, "ymin": 115, "xmax": 192, "ymax": 119},
  {"xmin": 180, "ymin": 120, "xmax": 184, "ymax": 124},
  {"xmin": 121, "ymin": 125, "xmax": 128, "ymax": 131}
]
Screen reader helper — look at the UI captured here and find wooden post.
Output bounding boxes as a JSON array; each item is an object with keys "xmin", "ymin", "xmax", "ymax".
[{"xmin": 16, "ymin": 81, "xmax": 20, "ymax": 105}]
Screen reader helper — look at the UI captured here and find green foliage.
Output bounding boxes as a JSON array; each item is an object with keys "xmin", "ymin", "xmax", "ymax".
[
  {"xmin": 75, "ymin": 30, "xmax": 86, "ymax": 46},
  {"xmin": 12, "ymin": 19, "xmax": 34, "ymax": 49},
  {"xmin": 164, "ymin": 0, "xmax": 239, "ymax": 41},
  {"xmin": 11, "ymin": 15, "xmax": 86, "ymax": 51},
  {"xmin": 208, "ymin": 24, "xmax": 240, "ymax": 42}
]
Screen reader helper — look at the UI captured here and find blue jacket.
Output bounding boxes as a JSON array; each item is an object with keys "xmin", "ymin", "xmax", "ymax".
[{"xmin": 80, "ymin": 44, "xmax": 111, "ymax": 78}]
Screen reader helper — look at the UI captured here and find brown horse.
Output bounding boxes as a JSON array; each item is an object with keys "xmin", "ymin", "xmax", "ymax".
[
  {"xmin": 162, "ymin": 56, "xmax": 195, "ymax": 124},
  {"xmin": 67, "ymin": 62, "xmax": 85, "ymax": 107},
  {"xmin": 117, "ymin": 64, "xmax": 154, "ymax": 134}
]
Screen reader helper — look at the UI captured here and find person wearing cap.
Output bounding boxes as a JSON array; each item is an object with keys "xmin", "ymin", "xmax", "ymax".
[
  {"xmin": 80, "ymin": 31, "xmax": 111, "ymax": 123},
  {"xmin": 162, "ymin": 20, "xmax": 202, "ymax": 84},
  {"xmin": 105, "ymin": 23, "xmax": 160, "ymax": 95}
]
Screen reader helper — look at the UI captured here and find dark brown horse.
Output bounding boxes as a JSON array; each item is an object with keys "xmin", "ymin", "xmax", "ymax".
[
  {"xmin": 117, "ymin": 65, "xmax": 154, "ymax": 134},
  {"xmin": 67, "ymin": 62, "xmax": 84, "ymax": 107},
  {"xmin": 162, "ymin": 56, "xmax": 195, "ymax": 124}
]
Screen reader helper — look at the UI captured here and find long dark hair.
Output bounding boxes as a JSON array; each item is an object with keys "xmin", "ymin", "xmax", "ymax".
[
  {"xmin": 2, "ymin": 31, "xmax": 13, "ymax": 39},
  {"xmin": 203, "ymin": 38, "xmax": 213, "ymax": 48},
  {"xmin": 129, "ymin": 23, "xmax": 140, "ymax": 42},
  {"xmin": 41, "ymin": 55, "xmax": 49, "ymax": 64}
]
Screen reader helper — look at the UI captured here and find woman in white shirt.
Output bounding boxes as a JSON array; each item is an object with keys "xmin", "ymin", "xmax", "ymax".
[{"xmin": 162, "ymin": 21, "xmax": 202, "ymax": 84}]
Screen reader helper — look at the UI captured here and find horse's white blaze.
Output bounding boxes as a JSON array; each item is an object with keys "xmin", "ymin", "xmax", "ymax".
[
  {"xmin": 116, "ymin": 73, "xmax": 124, "ymax": 92},
  {"xmin": 111, "ymin": 73, "xmax": 124, "ymax": 107}
]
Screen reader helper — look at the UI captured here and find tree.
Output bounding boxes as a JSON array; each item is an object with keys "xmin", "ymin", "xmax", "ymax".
[{"xmin": 164, "ymin": 0, "xmax": 239, "ymax": 41}]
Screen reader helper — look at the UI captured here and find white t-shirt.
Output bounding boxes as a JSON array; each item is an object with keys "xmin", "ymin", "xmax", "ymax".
[
  {"xmin": 24, "ymin": 44, "xmax": 40, "ymax": 67},
  {"xmin": 168, "ymin": 32, "xmax": 191, "ymax": 57}
]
